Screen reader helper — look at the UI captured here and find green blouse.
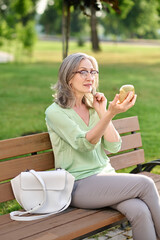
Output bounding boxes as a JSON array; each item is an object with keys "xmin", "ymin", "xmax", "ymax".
[{"xmin": 45, "ymin": 102, "xmax": 121, "ymax": 180}]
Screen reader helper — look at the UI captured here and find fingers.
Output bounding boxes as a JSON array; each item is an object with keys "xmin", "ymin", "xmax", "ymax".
[
  {"xmin": 124, "ymin": 91, "xmax": 134, "ymax": 102},
  {"xmin": 94, "ymin": 92, "xmax": 106, "ymax": 102},
  {"xmin": 120, "ymin": 93, "xmax": 137, "ymax": 112},
  {"xmin": 122, "ymin": 92, "xmax": 137, "ymax": 106},
  {"xmin": 94, "ymin": 91, "xmax": 137, "ymax": 118},
  {"xmin": 112, "ymin": 94, "xmax": 120, "ymax": 104},
  {"xmin": 108, "ymin": 92, "xmax": 137, "ymax": 116},
  {"xmin": 131, "ymin": 94, "xmax": 137, "ymax": 105}
]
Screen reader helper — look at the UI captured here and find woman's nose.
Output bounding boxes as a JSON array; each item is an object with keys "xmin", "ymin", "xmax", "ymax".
[{"xmin": 86, "ymin": 73, "xmax": 94, "ymax": 80}]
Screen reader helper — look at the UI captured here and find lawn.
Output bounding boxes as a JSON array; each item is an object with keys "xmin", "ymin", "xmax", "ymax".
[
  {"xmin": 0, "ymin": 40, "xmax": 160, "ymax": 163},
  {"xmin": 0, "ymin": 40, "xmax": 160, "ymax": 214}
]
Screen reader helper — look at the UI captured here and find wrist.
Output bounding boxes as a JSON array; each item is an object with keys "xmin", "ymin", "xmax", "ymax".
[
  {"xmin": 98, "ymin": 110, "xmax": 107, "ymax": 119},
  {"xmin": 105, "ymin": 110, "xmax": 115, "ymax": 120}
]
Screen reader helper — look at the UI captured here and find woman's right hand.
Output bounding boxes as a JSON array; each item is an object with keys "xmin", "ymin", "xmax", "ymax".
[{"xmin": 108, "ymin": 92, "xmax": 137, "ymax": 118}]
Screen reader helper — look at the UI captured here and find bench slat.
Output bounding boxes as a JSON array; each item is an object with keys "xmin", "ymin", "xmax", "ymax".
[
  {"xmin": 0, "ymin": 116, "xmax": 139, "ymax": 161},
  {"xmin": 0, "ymin": 211, "xmax": 13, "ymax": 225},
  {"xmin": 0, "ymin": 208, "xmax": 125, "ymax": 240},
  {"xmin": 140, "ymin": 172, "xmax": 160, "ymax": 182},
  {"xmin": 1, "ymin": 172, "xmax": 160, "ymax": 240},
  {"xmin": 140, "ymin": 172, "xmax": 160, "ymax": 193},
  {"xmin": 0, "ymin": 182, "xmax": 14, "ymax": 203},
  {"xmin": 0, "ymin": 151, "xmax": 54, "ymax": 182},
  {"xmin": 0, "ymin": 208, "xmax": 99, "ymax": 233},
  {"xmin": 0, "ymin": 115, "xmax": 160, "ymax": 240},
  {"xmin": 106, "ymin": 132, "xmax": 142, "ymax": 155},
  {"xmin": 26, "ymin": 210, "xmax": 125, "ymax": 240},
  {"xmin": 110, "ymin": 149, "xmax": 145, "ymax": 170},
  {"xmin": 120, "ymin": 133, "xmax": 142, "ymax": 152},
  {"xmin": 0, "ymin": 132, "xmax": 52, "ymax": 160},
  {"xmin": 0, "ymin": 133, "xmax": 142, "ymax": 182},
  {"xmin": 0, "ymin": 150, "xmax": 145, "ymax": 203},
  {"xmin": 113, "ymin": 116, "xmax": 140, "ymax": 134}
]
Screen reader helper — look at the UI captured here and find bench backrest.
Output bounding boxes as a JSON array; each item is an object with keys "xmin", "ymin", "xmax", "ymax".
[{"xmin": 0, "ymin": 116, "xmax": 144, "ymax": 203}]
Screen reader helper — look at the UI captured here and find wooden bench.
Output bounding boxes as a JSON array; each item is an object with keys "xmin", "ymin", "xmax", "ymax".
[{"xmin": 0, "ymin": 116, "xmax": 160, "ymax": 240}]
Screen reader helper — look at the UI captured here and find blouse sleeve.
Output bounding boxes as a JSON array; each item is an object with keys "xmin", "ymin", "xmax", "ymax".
[
  {"xmin": 102, "ymin": 134, "xmax": 122, "ymax": 153},
  {"xmin": 45, "ymin": 107, "xmax": 96, "ymax": 152}
]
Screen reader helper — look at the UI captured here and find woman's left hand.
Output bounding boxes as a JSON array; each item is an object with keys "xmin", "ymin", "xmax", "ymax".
[{"xmin": 93, "ymin": 92, "xmax": 107, "ymax": 118}]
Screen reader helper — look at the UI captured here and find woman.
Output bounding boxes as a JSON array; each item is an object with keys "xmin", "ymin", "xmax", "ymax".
[{"xmin": 45, "ymin": 53, "xmax": 160, "ymax": 240}]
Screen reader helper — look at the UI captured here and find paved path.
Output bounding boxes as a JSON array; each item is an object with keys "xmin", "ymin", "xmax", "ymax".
[
  {"xmin": 0, "ymin": 51, "xmax": 14, "ymax": 63},
  {"xmin": 84, "ymin": 223, "xmax": 133, "ymax": 240}
]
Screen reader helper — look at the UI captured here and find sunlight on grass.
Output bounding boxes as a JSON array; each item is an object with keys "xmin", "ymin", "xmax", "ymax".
[
  {"xmin": 0, "ymin": 40, "xmax": 160, "ymax": 162},
  {"xmin": 34, "ymin": 41, "xmax": 160, "ymax": 65},
  {"xmin": 0, "ymin": 40, "xmax": 160, "ymax": 216}
]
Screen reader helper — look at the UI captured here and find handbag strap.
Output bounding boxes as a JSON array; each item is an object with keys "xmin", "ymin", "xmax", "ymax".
[
  {"xmin": 9, "ymin": 199, "xmax": 71, "ymax": 221},
  {"xmin": 28, "ymin": 170, "xmax": 47, "ymax": 213},
  {"xmin": 10, "ymin": 170, "xmax": 71, "ymax": 221}
]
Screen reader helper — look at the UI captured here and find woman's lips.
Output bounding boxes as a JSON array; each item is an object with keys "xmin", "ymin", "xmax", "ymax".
[{"xmin": 84, "ymin": 84, "xmax": 92, "ymax": 87}]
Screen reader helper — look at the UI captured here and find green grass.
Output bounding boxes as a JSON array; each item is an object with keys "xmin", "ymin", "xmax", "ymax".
[
  {"xmin": 0, "ymin": 40, "xmax": 160, "ymax": 214},
  {"xmin": 0, "ymin": 62, "xmax": 59, "ymax": 138},
  {"xmin": 1, "ymin": 41, "xmax": 160, "ymax": 162}
]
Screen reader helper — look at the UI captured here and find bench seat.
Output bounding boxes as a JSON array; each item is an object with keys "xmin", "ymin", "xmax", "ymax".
[{"xmin": 0, "ymin": 116, "xmax": 160, "ymax": 240}]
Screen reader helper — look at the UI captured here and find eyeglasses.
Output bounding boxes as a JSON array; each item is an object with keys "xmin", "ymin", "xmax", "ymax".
[{"xmin": 73, "ymin": 70, "xmax": 99, "ymax": 78}]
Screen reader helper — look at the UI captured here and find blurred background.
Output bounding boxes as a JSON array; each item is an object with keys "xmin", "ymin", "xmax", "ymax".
[{"xmin": 0, "ymin": 0, "xmax": 160, "ymax": 173}]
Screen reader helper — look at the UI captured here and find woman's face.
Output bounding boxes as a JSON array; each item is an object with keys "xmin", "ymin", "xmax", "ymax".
[{"xmin": 69, "ymin": 58, "xmax": 95, "ymax": 97}]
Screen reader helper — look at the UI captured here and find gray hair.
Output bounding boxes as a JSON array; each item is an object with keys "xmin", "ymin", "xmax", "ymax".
[{"xmin": 52, "ymin": 52, "xmax": 99, "ymax": 108}]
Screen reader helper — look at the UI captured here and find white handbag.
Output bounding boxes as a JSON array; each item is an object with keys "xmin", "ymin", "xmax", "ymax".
[{"xmin": 10, "ymin": 169, "xmax": 75, "ymax": 221}]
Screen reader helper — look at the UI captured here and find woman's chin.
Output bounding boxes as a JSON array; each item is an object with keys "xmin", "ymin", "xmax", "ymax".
[{"xmin": 85, "ymin": 87, "xmax": 92, "ymax": 94}]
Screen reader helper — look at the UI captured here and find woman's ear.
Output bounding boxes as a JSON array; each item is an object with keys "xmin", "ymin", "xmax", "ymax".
[{"xmin": 69, "ymin": 80, "xmax": 72, "ymax": 87}]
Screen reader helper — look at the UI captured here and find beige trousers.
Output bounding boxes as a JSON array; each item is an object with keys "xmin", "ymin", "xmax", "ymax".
[{"xmin": 71, "ymin": 172, "xmax": 160, "ymax": 240}]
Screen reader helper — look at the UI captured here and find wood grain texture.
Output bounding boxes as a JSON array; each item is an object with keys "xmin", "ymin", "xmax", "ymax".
[
  {"xmin": 0, "ymin": 132, "xmax": 52, "ymax": 160},
  {"xmin": 0, "ymin": 182, "xmax": 14, "ymax": 202},
  {"xmin": 110, "ymin": 149, "xmax": 145, "ymax": 170},
  {"xmin": 113, "ymin": 116, "xmax": 140, "ymax": 134},
  {"xmin": 105, "ymin": 132, "xmax": 142, "ymax": 155},
  {"xmin": 1, "ymin": 116, "xmax": 160, "ymax": 240},
  {"xmin": 0, "ymin": 151, "xmax": 54, "ymax": 182},
  {"xmin": 0, "ymin": 208, "xmax": 125, "ymax": 240},
  {"xmin": 1, "ymin": 171, "xmax": 160, "ymax": 240}
]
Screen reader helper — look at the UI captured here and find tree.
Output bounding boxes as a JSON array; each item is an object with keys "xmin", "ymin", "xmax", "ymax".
[
  {"xmin": 62, "ymin": 0, "xmax": 70, "ymax": 59},
  {"xmin": 38, "ymin": 0, "xmax": 120, "ymax": 58},
  {"xmin": 121, "ymin": 0, "xmax": 160, "ymax": 38},
  {"xmin": 39, "ymin": 2, "xmax": 87, "ymax": 42},
  {"xmin": 0, "ymin": 0, "xmax": 38, "ymax": 57},
  {"xmin": 39, "ymin": 3, "xmax": 62, "ymax": 34},
  {"xmin": 101, "ymin": 0, "xmax": 160, "ymax": 39},
  {"xmin": 90, "ymin": 0, "xmax": 100, "ymax": 51},
  {"xmin": 61, "ymin": 0, "xmax": 120, "ymax": 58}
]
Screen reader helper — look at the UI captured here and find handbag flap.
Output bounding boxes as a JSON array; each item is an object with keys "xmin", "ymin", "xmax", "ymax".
[{"xmin": 21, "ymin": 170, "xmax": 66, "ymax": 190}]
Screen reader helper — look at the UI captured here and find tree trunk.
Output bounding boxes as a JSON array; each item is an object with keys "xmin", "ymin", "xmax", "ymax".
[
  {"xmin": 90, "ymin": 1, "xmax": 100, "ymax": 52},
  {"xmin": 62, "ymin": 0, "xmax": 70, "ymax": 59}
]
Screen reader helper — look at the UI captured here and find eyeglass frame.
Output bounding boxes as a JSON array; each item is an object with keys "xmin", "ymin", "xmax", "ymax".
[{"xmin": 72, "ymin": 70, "xmax": 99, "ymax": 78}]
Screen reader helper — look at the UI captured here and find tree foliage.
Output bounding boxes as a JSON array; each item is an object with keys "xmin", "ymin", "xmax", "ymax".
[
  {"xmin": 0, "ymin": 0, "xmax": 38, "ymax": 57},
  {"xmin": 39, "ymin": 0, "xmax": 160, "ymax": 58},
  {"xmin": 102, "ymin": 0, "xmax": 160, "ymax": 39},
  {"xmin": 60, "ymin": 0, "xmax": 121, "ymax": 58},
  {"xmin": 39, "ymin": 3, "xmax": 62, "ymax": 35}
]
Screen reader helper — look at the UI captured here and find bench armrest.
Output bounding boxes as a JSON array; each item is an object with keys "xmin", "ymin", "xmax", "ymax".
[{"xmin": 130, "ymin": 159, "xmax": 160, "ymax": 173}]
